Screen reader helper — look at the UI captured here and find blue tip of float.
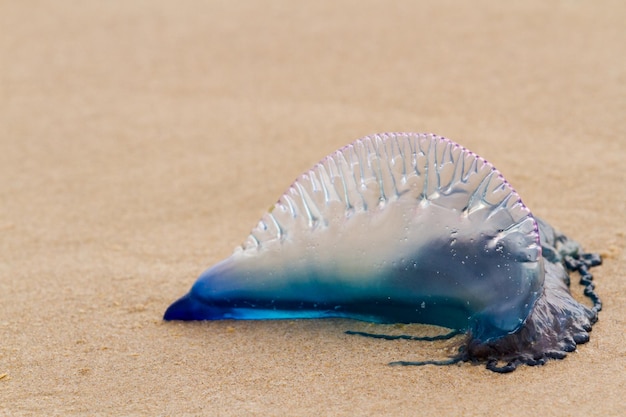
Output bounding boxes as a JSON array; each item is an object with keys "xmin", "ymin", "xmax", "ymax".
[{"xmin": 163, "ymin": 292, "xmax": 212, "ymax": 321}]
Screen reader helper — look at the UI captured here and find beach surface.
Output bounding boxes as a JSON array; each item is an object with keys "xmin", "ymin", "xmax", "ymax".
[{"xmin": 1, "ymin": 1, "xmax": 625, "ymax": 415}]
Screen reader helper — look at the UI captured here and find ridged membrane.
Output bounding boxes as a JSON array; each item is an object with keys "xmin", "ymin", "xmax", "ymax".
[{"xmin": 244, "ymin": 133, "xmax": 535, "ymax": 253}]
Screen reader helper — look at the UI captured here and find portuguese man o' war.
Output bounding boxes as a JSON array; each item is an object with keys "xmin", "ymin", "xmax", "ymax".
[{"xmin": 164, "ymin": 133, "xmax": 602, "ymax": 373}]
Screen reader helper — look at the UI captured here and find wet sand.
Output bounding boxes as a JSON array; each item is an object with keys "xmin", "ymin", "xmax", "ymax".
[{"xmin": 1, "ymin": 1, "xmax": 624, "ymax": 415}]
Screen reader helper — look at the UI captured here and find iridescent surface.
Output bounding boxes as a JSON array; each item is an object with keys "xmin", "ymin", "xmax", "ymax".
[{"xmin": 164, "ymin": 133, "xmax": 601, "ymax": 372}]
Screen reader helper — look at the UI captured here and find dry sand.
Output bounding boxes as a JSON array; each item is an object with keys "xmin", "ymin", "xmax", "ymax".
[{"xmin": 1, "ymin": 1, "xmax": 625, "ymax": 415}]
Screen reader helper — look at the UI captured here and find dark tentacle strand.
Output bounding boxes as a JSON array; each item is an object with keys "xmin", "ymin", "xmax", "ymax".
[
  {"xmin": 486, "ymin": 359, "xmax": 521, "ymax": 373},
  {"xmin": 564, "ymin": 252, "xmax": 603, "ymax": 313},
  {"xmin": 390, "ymin": 357, "xmax": 464, "ymax": 367},
  {"xmin": 345, "ymin": 329, "xmax": 462, "ymax": 341},
  {"xmin": 346, "ymin": 330, "xmax": 466, "ymax": 369}
]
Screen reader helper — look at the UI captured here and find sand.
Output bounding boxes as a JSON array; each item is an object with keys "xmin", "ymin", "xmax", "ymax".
[{"xmin": 1, "ymin": 1, "xmax": 625, "ymax": 415}]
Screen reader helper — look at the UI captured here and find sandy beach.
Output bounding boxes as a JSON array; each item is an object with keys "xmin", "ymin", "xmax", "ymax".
[{"xmin": 1, "ymin": 1, "xmax": 625, "ymax": 415}]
